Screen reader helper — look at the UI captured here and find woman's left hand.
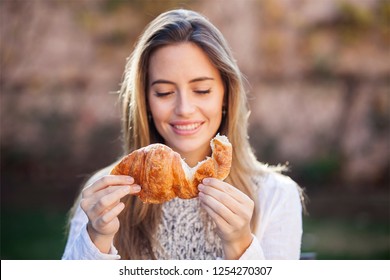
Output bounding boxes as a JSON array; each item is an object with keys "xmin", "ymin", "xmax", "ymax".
[{"xmin": 198, "ymin": 178, "xmax": 254, "ymax": 259}]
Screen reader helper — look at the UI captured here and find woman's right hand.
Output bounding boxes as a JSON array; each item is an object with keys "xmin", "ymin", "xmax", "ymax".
[{"xmin": 80, "ymin": 175, "xmax": 141, "ymax": 253}]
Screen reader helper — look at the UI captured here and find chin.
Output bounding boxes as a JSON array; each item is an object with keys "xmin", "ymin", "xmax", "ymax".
[{"xmin": 171, "ymin": 139, "xmax": 208, "ymax": 155}]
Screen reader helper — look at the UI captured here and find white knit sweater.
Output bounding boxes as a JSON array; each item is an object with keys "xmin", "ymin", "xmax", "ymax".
[{"xmin": 62, "ymin": 171, "xmax": 303, "ymax": 260}]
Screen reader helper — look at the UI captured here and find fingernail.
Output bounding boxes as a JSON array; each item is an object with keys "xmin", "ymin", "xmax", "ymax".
[
  {"xmin": 126, "ymin": 176, "xmax": 134, "ymax": 184},
  {"xmin": 198, "ymin": 184, "xmax": 204, "ymax": 191},
  {"xmin": 202, "ymin": 178, "xmax": 210, "ymax": 185},
  {"xmin": 133, "ymin": 185, "xmax": 141, "ymax": 192}
]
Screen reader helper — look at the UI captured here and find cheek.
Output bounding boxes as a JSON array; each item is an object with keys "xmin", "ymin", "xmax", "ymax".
[
  {"xmin": 148, "ymin": 95, "xmax": 160, "ymax": 115},
  {"xmin": 212, "ymin": 93, "xmax": 224, "ymax": 112},
  {"xmin": 150, "ymin": 105, "xmax": 161, "ymax": 122},
  {"xmin": 149, "ymin": 99, "xmax": 169, "ymax": 124},
  {"xmin": 203, "ymin": 97, "xmax": 223, "ymax": 121},
  {"xmin": 212, "ymin": 108, "xmax": 223, "ymax": 124}
]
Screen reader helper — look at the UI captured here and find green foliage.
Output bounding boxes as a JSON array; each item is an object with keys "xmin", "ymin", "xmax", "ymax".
[
  {"xmin": 296, "ymin": 154, "xmax": 342, "ymax": 186},
  {"xmin": 100, "ymin": 0, "xmax": 128, "ymax": 12},
  {"xmin": 1, "ymin": 209, "xmax": 68, "ymax": 259},
  {"xmin": 334, "ymin": 1, "xmax": 374, "ymax": 43},
  {"xmin": 311, "ymin": 55, "xmax": 336, "ymax": 80},
  {"xmin": 2, "ymin": 208, "xmax": 388, "ymax": 260},
  {"xmin": 378, "ymin": 0, "xmax": 390, "ymax": 27},
  {"xmin": 302, "ymin": 216, "xmax": 390, "ymax": 259},
  {"xmin": 338, "ymin": 1, "xmax": 373, "ymax": 28}
]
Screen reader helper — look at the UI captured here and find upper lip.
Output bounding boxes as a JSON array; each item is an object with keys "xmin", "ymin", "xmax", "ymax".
[{"xmin": 170, "ymin": 120, "xmax": 204, "ymax": 126}]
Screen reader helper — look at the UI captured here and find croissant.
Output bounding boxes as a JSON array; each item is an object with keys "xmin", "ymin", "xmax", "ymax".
[{"xmin": 110, "ymin": 134, "xmax": 232, "ymax": 204}]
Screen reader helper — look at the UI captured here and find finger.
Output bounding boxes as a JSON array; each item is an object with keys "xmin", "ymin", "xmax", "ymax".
[
  {"xmin": 81, "ymin": 184, "xmax": 140, "ymax": 215},
  {"xmin": 200, "ymin": 193, "xmax": 252, "ymax": 241},
  {"xmin": 198, "ymin": 183, "xmax": 243, "ymax": 216},
  {"xmin": 83, "ymin": 175, "xmax": 135, "ymax": 197},
  {"xmin": 96, "ymin": 202, "xmax": 126, "ymax": 229},
  {"xmin": 90, "ymin": 185, "xmax": 137, "ymax": 217},
  {"xmin": 87, "ymin": 184, "xmax": 141, "ymax": 202},
  {"xmin": 199, "ymin": 191, "xmax": 238, "ymax": 226},
  {"xmin": 83, "ymin": 185, "xmax": 124, "ymax": 202},
  {"xmin": 202, "ymin": 178, "xmax": 250, "ymax": 204},
  {"xmin": 200, "ymin": 199, "xmax": 230, "ymax": 232}
]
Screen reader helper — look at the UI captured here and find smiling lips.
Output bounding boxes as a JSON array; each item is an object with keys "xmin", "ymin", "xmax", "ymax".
[{"xmin": 171, "ymin": 121, "xmax": 203, "ymax": 134}]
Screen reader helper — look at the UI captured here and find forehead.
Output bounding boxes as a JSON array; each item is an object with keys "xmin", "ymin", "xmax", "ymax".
[{"xmin": 148, "ymin": 42, "xmax": 220, "ymax": 82}]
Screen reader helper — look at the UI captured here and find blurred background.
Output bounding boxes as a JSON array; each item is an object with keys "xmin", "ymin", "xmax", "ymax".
[{"xmin": 1, "ymin": 0, "xmax": 389, "ymax": 259}]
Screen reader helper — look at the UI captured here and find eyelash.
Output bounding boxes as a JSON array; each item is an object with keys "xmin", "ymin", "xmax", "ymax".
[
  {"xmin": 155, "ymin": 91, "xmax": 174, "ymax": 97},
  {"xmin": 154, "ymin": 89, "xmax": 211, "ymax": 97},
  {"xmin": 194, "ymin": 89, "xmax": 211, "ymax": 94}
]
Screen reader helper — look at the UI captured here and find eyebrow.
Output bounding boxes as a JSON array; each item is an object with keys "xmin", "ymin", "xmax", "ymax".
[
  {"xmin": 151, "ymin": 79, "xmax": 175, "ymax": 86},
  {"xmin": 189, "ymin": 77, "xmax": 214, "ymax": 83},
  {"xmin": 150, "ymin": 76, "xmax": 214, "ymax": 86}
]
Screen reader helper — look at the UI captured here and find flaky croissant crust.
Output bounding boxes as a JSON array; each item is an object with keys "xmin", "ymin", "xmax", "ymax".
[{"xmin": 110, "ymin": 134, "xmax": 232, "ymax": 204}]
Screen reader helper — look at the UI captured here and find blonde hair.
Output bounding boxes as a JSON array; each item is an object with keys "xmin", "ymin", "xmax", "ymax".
[{"xmin": 114, "ymin": 9, "xmax": 265, "ymax": 259}]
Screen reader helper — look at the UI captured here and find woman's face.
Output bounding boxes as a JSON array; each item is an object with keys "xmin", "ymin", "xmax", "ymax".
[{"xmin": 148, "ymin": 42, "xmax": 225, "ymax": 166}]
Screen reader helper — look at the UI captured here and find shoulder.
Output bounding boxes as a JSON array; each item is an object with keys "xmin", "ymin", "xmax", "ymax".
[
  {"xmin": 252, "ymin": 169, "xmax": 303, "ymax": 210},
  {"xmin": 253, "ymin": 168, "xmax": 297, "ymax": 191}
]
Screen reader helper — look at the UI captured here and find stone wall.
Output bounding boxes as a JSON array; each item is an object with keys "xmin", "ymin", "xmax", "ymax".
[{"xmin": 1, "ymin": 0, "xmax": 389, "ymax": 210}]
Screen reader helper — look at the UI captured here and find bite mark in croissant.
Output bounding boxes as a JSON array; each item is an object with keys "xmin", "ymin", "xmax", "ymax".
[{"xmin": 110, "ymin": 134, "xmax": 232, "ymax": 204}]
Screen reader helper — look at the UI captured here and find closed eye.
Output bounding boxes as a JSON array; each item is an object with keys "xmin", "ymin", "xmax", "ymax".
[
  {"xmin": 154, "ymin": 91, "xmax": 174, "ymax": 97},
  {"xmin": 194, "ymin": 89, "xmax": 211, "ymax": 94}
]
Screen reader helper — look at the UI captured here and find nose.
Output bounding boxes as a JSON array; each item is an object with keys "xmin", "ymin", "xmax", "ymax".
[{"xmin": 174, "ymin": 91, "xmax": 196, "ymax": 116}]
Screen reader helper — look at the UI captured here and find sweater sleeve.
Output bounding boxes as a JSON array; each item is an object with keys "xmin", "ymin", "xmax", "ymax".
[
  {"xmin": 62, "ymin": 205, "xmax": 120, "ymax": 260},
  {"xmin": 239, "ymin": 172, "xmax": 303, "ymax": 260}
]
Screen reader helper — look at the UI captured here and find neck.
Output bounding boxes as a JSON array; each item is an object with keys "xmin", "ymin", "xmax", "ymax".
[{"xmin": 181, "ymin": 146, "xmax": 211, "ymax": 168}]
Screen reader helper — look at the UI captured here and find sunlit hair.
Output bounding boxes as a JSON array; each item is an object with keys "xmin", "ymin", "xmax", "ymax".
[{"xmin": 114, "ymin": 9, "xmax": 267, "ymax": 259}]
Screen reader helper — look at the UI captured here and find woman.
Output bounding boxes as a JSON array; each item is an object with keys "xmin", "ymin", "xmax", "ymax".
[{"xmin": 62, "ymin": 9, "xmax": 304, "ymax": 260}]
